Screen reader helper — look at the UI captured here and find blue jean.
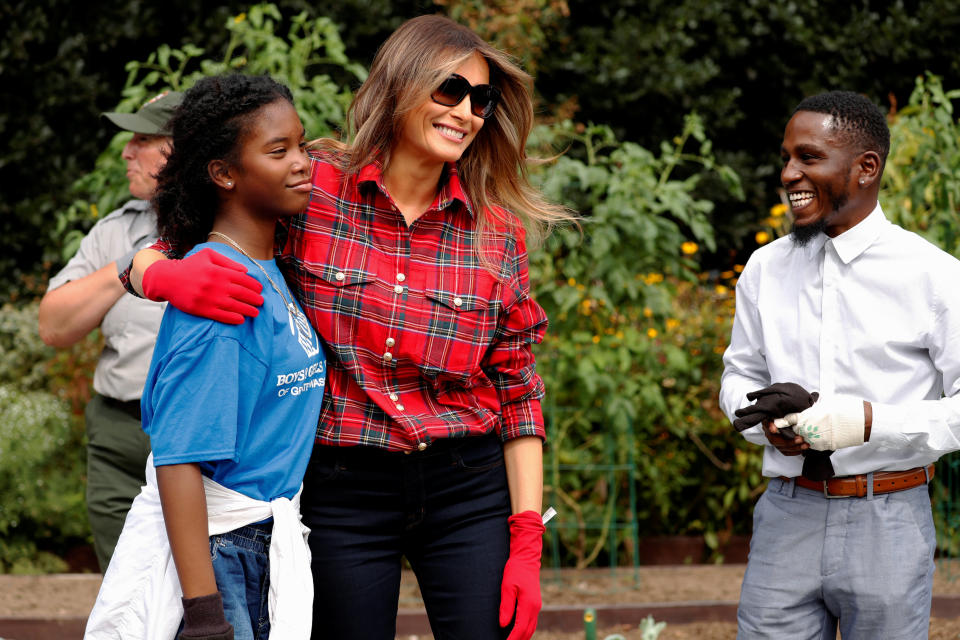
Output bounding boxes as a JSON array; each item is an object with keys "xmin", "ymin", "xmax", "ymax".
[
  {"xmin": 209, "ymin": 523, "xmax": 273, "ymax": 640},
  {"xmin": 301, "ymin": 434, "xmax": 512, "ymax": 640},
  {"xmin": 737, "ymin": 477, "xmax": 935, "ymax": 640}
]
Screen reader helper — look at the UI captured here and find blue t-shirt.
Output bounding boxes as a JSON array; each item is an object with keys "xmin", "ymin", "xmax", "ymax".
[{"xmin": 142, "ymin": 242, "xmax": 325, "ymax": 501}]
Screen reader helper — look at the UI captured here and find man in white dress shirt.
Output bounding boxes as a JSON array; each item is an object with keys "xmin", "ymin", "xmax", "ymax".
[{"xmin": 721, "ymin": 90, "xmax": 960, "ymax": 639}]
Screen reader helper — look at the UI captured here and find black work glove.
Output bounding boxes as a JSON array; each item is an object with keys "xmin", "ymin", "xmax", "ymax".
[
  {"xmin": 732, "ymin": 382, "xmax": 819, "ymax": 434},
  {"xmin": 734, "ymin": 382, "xmax": 834, "ymax": 481},
  {"xmin": 179, "ymin": 592, "xmax": 234, "ymax": 640}
]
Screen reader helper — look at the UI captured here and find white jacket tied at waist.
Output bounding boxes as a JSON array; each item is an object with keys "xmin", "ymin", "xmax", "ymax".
[{"xmin": 84, "ymin": 454, "xmax": 313, "ymax": 639}]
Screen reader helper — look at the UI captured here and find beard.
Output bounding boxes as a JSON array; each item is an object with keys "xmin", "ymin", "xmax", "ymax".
[
  {"xmin": 790, "ymin": 217, "xmax": 828, "ymax": 246},
  {"xmin": 790, "ymin": 176, "xmax": 850, "ymax": 247}
]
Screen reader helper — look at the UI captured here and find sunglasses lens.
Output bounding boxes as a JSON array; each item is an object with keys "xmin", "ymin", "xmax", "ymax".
[
  {"xmin": 432, "ymin": 76, "xmax": 470, "ymax": 106},
  {"xmin": 470, "ymin": 86, "xmax": 501, "ymax": 119}
]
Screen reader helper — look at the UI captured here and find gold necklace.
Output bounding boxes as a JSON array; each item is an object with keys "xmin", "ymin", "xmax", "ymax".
[{"xmin": 207, "ymin": 231, "xmax": 301, "ymax": 320}]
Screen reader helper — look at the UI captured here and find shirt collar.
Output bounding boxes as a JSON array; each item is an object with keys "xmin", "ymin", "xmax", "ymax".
[
  {"xmin": 827, "ymin": 202, "xmax": 887, "ymax": 264},
  {"xmin": 357, "ymin": 161, "xmax": 475, "ymax": 218}
]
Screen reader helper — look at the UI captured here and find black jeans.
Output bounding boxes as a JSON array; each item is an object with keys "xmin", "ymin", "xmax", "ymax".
[{"xmin": 301, "ymin": 435, "xmax": 511, "ymax": 640}]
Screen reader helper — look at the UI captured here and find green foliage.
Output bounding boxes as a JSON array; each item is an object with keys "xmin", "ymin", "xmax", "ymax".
[
  {"xmin": 0, "ymin": 302, "xmax": 91, "ymax": 573},
  {"xmin": 435, "ymin": 0, "xmax": 570, "ymax": 74},
  {"xmin": 0, "ymin": 302, "xmax": 56, "ymax": 390},
  {"xmin": 58, "ymin": 4, "xmax": 366, "ymax": 259},
  {"xmin": 530, "ymin": 119, "xmax": 757, "ymax": 563},
  {"xmin": 882, "ymin": 73, "xmax": 960, "ymax": 255}
]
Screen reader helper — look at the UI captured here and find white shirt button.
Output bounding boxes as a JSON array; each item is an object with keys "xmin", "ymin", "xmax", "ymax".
[
  {"xmin": 417, "ymin": 442, "xmax": 427, "ymax": 451},
  {"xmin": 453, "ymin": 297, "xmax": 463, "ymax": 307},
  {"xmin": 396, "ymin": 273, "xmax": 406, "ymax": 282},
  {"xmin": 396, "ymin": 404, "xmax": 405, "ymax": 411},
  {"xmin": 386, "ymin": 337, "xmax": 395, "ymax": 347},
  {"xmin": 383, "ymin": 352, "xmax": 393, "ymax": 361},
  {"xmin": 389, "ymin": 393, "xmax": 399, "ymax": 401},
  {"xmin": 335, "ymin": 272, "xmax": 345, "ymax": 281},
  {"xmin": 394, "ymin": 284, "xmax": 404, "ymax": 294}
]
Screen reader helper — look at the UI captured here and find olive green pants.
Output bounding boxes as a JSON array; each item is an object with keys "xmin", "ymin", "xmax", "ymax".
[{"xmin": 85, "ymin": 394, "xmax": 151, "ymax": 572}]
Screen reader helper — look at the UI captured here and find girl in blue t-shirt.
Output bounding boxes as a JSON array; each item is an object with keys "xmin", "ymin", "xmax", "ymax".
[{"xmin": 87, "ymin": 74, "xmax": 324, "ymax": 640}]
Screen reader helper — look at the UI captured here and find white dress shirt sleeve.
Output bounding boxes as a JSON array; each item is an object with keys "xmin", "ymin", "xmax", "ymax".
[
  {"xmin": 869, "ymin": 270, "xmax": 960, "ymax": 456},
  {"xmin": 719, "ymin": 257, "xmax": 771, "ymax": 446}
]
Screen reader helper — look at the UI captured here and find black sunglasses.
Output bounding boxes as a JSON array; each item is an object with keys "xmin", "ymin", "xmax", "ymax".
[{"xmin": 430, "ymin": 74, "xmax": 502, "ymax": 119}]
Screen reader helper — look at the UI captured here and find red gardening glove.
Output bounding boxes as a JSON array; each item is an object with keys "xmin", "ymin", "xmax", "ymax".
[
  {"xmin": 499, "ymin": 510, "xmax": 545, "ymax": 640},
  {"xmin": 142, "ymin": 248, "xmax": 263, "ymax": 325}
]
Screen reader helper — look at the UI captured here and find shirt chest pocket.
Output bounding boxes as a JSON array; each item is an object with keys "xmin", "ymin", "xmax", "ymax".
[
  {"xmin": 304, "ymin": 265, "xmax": 378, "ymax": 349},
  {"xmin": 420, "ymin": 284, "xmax": 499, "ymax": 378}
]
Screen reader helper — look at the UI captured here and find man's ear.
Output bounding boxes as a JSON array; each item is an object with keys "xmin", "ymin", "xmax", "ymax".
[
  {"xmin": 856, "ymin": 150, "xmax": 882, "ymax": 188},
  {"xmin": 208, "ymin": 159, "xmax": 235, "ymax": 190}
]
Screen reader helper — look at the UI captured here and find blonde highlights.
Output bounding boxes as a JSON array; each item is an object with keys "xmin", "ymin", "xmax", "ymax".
[{"xmin": 326, "ymin": 14, "xmax": 573, "ymax": 265}]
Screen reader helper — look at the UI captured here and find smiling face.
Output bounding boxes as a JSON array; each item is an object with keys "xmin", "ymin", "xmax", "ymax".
[
  {"xmin": 231, "ymin": 99, "xmax": 311, "ymax": 220},
  {"xmin": 395, "ymin": 52, "xmax": 490, "ymax": 169},
  {"xmin": 122, "ymin": 133, "xmax": 171, "ymax": 200},
  {"xmin": 780, "ymin": 110, "xmax": 870, "ymax": 240}
]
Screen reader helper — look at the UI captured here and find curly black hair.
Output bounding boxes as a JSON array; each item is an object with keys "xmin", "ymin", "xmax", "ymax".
[
  {"xmin": 153, "ymin": 74, "xmax": 294, "ymax": 254},
  {"xmin": 794, "ymin": 91, "xmax": 890, "ymax": 165}
]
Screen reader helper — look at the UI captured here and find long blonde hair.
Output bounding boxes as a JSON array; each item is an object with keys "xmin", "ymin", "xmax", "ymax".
[{"xmin": 320, "ymin": 14, "xmax": 573, "ymax": 262}]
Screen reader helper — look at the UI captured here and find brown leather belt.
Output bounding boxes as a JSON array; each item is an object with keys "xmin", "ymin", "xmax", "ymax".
[{"xmin": 781, "ymin": 464, "xmax": 934, "ymax": 498}]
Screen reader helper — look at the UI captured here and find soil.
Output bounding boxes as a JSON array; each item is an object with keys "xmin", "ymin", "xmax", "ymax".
[{"xmin": 5, "ymin": 563, "xmax": 960, "ymax": 639}]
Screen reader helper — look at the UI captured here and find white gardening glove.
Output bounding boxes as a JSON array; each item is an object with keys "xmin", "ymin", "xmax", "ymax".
[{"xmin": 773, "ymin": 394, "xmax": 865, "ymax": 451}]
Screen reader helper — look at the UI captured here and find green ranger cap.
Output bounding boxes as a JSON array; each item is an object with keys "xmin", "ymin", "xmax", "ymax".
[{"xmin": 102, "ymin": 90, "xmax": 184, "ymax": 135}]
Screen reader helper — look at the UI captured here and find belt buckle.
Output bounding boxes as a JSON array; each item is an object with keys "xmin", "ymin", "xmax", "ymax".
[{"xmin": 822, "ymin": 480, "xmax": 852, "ymax": 499}]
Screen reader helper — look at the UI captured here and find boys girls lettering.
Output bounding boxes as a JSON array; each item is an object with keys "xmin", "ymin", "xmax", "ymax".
[
  {"xmin": 276, "ymin": 360, "xmax": 326, "ymax": 397},
  {"xmin": 276, "ymin": 360, "xmax": 326, "ymax": 387}
]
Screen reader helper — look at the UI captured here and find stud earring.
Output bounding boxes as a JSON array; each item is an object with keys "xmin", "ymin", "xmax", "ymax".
[
  {"xmin": 227, "ymin": 181, "xmax": 233, "ymax": 187},
  {"xmin": 859, "ymin": 179, "xmax": 864, "ymax": 185}
]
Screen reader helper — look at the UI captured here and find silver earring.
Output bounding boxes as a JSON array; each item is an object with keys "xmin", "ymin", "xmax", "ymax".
[
  {"xmin": 227, "ymin": 181, "xmax": 233, "ymax": 187},
  {"xmin": 859, "ymin": 179, "xmax": 864, "ymax": 185}
]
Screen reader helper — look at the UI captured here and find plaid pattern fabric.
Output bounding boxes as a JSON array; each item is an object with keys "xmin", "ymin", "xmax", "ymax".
[{"xmin": 280, "ymin": 155, "xmax": 547, "ymax": 451}]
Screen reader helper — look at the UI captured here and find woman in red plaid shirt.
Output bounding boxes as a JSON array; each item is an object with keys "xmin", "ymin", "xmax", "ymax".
[{"xmin": 128, "ymin": 15, "xmax": 573, "ymax": 640}]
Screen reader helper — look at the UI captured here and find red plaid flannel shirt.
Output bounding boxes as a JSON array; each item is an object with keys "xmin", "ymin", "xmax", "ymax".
[
  {"xmin": 286, "ymin": 155, "xmax": 547, "ymax": 451},
  {"xmin": 126, "ymin": 154, "xmax": 548, "ymax": 452}
]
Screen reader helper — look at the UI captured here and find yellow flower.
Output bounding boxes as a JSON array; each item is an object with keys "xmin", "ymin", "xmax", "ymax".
[
  {"xmin": 90, "ymin": 203, "xmax": 99, "ymax": 218},
  {"xmin": 769, "ymin": 203, "xmax": 788, "ymax": 217},
  {"xmin": 234, "ymin": 12, "xmax": 247, "ymax": 22},
  {"xmin": 591, "ymin": 335, "xmax": 601, "ymax": 344},
  {"xmin": 681, "ymin": 241, "xmax": 698, "ymax": 255},
  {"xmin": 715, "ymin": 284, "xmax": 728, "ymax": 295},
  {"xmin": 755, "ymin": 230, "xmax": 771, "ymax": 245},
  {"xmin": 720, "ymin": 270, "xmax": 734, "ymax": 280},
  {"xmin": 615, "ymin": 331, "xmax": 624, "ymax": 339},
  {"xmin": 567, "ymin": 277, "xmax": 576, "ymax": 287},
  {"xmin": 647, "ymin": 328, "xmax": 658, "ymax": 339},
  {"xmin": 576, "ymin": 284, "xmax": 585, "ymax": 291},
  {"xmin": 644, "ymin": 273, "xmax": 664, "ymax": 285},
  {"xmin": 733, "ymin": 264, "xmax": 744, "ymax": 273},
  {"xmin": 666, "ymin": 318, "xmax": 680, "ymax": 331},
  {"xmin": 643, "ymin": 307, "xmax": 653, "ymax": 318}
]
